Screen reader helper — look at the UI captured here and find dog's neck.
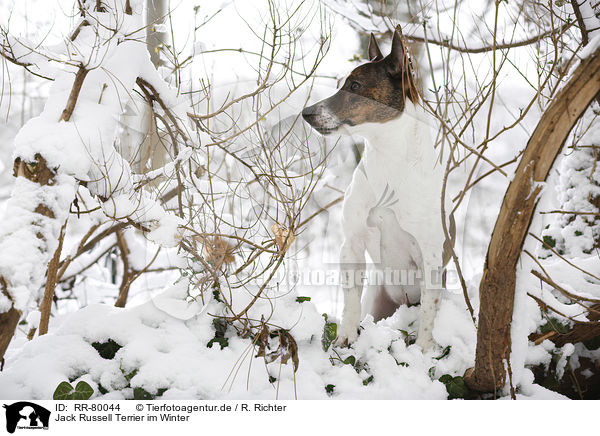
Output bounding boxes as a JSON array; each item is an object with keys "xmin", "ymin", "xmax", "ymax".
[{"xmin": 343, "ymin": 102, "xmax": 433, "ymax": 164}]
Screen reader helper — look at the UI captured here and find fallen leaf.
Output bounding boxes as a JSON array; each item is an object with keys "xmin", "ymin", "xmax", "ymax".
[{"xmin": 271, "ymin": 223, "xmax": 295, "ymax": 254}]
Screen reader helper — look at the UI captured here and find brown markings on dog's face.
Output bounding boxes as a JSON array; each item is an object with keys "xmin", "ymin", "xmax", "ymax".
[
  {"xmin": 302, "ymin": 27, "xmax": 420, "ymax": 135},
  {"xmin": 326, "ymin": 61, "xmax": 408, "ymax": 126}
]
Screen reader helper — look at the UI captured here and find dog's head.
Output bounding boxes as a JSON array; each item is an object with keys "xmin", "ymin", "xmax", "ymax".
[{"xmin": 302, "ymin": 25, "xmax": 419, "ymax": 135}]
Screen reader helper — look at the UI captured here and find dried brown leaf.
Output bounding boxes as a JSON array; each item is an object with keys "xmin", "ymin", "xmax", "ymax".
[
  {"xmin": 271, "ymin": 223, "xmax": 295, "ymax": 254},
  {"xmin": 195, "ymin": 235, "xmax": 236, "ymax": 269}
]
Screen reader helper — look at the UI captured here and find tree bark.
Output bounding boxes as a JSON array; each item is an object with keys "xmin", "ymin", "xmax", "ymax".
[
  {"xmin": 0, "ymin": 155, "xmax": 58, "ymax": 362},
  {"xmin": 465, "ymin": 47, "xmax": 600, "ymax": 392},
  {"xmin": 146, "ymin": 0, "xmax": 168, "ymax": 68},
  {"xmin": 38, "ymin": 221, "xmax": 67, "ymax": 336},
  {"xmin": 0, "ymin": 278, "xmax": 21, "ymax": 365},
  {"xmin": 114, "ymin": 229, "xmax": 132, "ymax": 308}
]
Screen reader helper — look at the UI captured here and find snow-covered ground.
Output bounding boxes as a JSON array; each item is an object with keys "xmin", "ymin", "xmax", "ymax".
[
  {"xmin": 0, "ymin": 0, "xmax": 596, "ymax": 400},
  {"xmin": 0, "ymin": 282, "xmax": 567, "ymax": 399}
]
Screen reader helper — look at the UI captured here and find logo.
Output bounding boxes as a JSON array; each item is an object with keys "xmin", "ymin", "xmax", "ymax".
[{"xmin": 3, "ymin": 402, "xmax": 50, "ymax": 433}]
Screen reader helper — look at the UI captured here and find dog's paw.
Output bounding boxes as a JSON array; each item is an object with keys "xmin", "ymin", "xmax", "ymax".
[
  {"xmin": 334, "ymin": 324, "xmax": 359, "ymax": 347},
  {"xmin": 415, "ymin": 336, "xmax": 435, "ymax": 352}
]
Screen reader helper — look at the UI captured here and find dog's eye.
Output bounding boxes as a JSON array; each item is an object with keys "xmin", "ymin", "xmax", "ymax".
[{"xmin": 350, "ymin": 81, "xmax": 361, "ymax": 91}]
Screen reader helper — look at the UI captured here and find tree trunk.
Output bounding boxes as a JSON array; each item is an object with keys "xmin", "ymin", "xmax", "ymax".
[
  {"xmin": 0, "ymin": 11, "xmax": 93, "ymax": 363},
  {"xmin": 0, "ymin": 279, "xmax": 21, "ymax": 364},
  {"xmin": 0, "ymin": 155, "xmax": 60, "ymax": 362},
  {"xmin": 465, "ymin": 47, "xmax": 600, "ymax": 392},
  {"xmin": 146, "ymin": 0, "xmax": 168, "ymax": 68},
  {"xmin": 132, "ymin": 0, "xmax": 169, "ymax": 174}
]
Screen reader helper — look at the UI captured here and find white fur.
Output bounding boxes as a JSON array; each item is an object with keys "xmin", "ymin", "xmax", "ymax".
[{"xmin": 334, "ymin": 102, "xmax": 445, "ymax": 350}]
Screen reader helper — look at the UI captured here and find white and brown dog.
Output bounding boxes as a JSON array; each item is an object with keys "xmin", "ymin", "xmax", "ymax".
[{"xmin": 302, "ymin": 26, "xmax": 446, "ymax": 350}]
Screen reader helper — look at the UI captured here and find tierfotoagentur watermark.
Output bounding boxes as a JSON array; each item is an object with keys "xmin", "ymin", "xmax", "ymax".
[{"xmin": 268, "ymin": 265, "xmax": 461, "ymax": 292}]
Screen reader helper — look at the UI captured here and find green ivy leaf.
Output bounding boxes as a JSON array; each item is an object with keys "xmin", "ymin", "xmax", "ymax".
[
  {"xmin": 53, "ymin": 381, "xmax": 94, "ymax": 400},
  {"xmin": 583, "ymin": 335, "xmax": 600, "ymax": 350},
  {"xmin": 321, "ymin": 314, "xmax": 337, "ymax": 351},
  {"xmin": 207, "ymin": 319, "xmax": 229, "ymax": 349},
  {"xmin": 53, "ymin": 382, "xmax": 75, "ymax": 400},
  {"xmin": 124, "ymin": 369, "xmax": 138, "ymax": 382},
  {"xmin": 212, "ymin": 289, "xmax": 223, "ymax": 303},
  {"xmin": 542, "ymin": 235, "xmax": 556, "ymax": 249},
  {"xmin": 296, "ymin": 296, "xmax": 311, "ymax": 303},
  {"xmin": 92, "ymin": 339, "xmax": 122, "ymax": 360},
  {"xmin": 212, "ymin": 318, "xmax": 228, "ymax": 336},
  {"xmin": 398, "ymin": 329, "xmax": 416, "ymax": 345},
  {"xmin": 97, "ymin": 384, "xmax": 109, "ymax": 395},
  {"xmin": 439, "ymin": 375, "xmax": 468, "ymax": 399},
  {"xmin": 322, "ymin": 323, "xmax": 337, "ymax": 351},
  {"xmin": 362, "ymin": 375, "xmax": 374, "ymax": 386},
  {"xmin": 133, "ymin": 387, "xmax": 153, "ymax": 400},
  {"xmin": 434, "ymin": 345, "xmax": 451, "ymax": 360},
  {"xmin": 72, "ymin": 381, "xmax": 94, "ymax": 400},
  {"xmin": 540, "ymin": 318, "xmax": 569, "ymax": 335},
  {"xmin": 325, "ymin": 384, "xmax": 335, "ymax": 395},
  {"xmin": 343, "ymin": 355, "xmax": 356, "ymax": 366},
  {"xmin": 207, "ymin": 336, "xmax": 229, "ymax": 349}
]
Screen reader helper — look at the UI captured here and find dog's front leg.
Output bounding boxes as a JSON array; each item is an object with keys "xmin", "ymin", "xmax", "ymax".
[
  {"xmin": 415, "ymin": 288, "xmax": 441, "ymax": 351},
  {"xmin": 415, "ymin": 253, "xmax": 443, "ymax": 351},
  {"xmin": 335, "ymin": 235, "xmax": 367, "ymax": 346}
]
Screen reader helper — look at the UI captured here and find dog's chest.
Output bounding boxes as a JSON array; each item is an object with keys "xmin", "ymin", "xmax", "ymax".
[{"xmin": 361, "ymin": 139, "xmax": 439, "ymax": 206}]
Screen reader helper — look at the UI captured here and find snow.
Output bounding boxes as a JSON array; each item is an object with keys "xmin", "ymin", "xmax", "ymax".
[
  {"xmin": 0, "ymin": 0, "xmax": 191, "ymax": 315},
  {"xmin": 0, "ymin": 174, "xmax": 76, "ymax": 311},
  {"xmin": 581, "ymin": 33, "xmax": 600, "ymax": 58},
  {"xmin": 25, "ymin": 310, "xmax": 41, "ymax": 329},
  {"xmin": 0, "ymin": 0, "xmax": 596, "ymax": 401},
  {"xmin": 0, "ymin": 287, "xmax": 565, "ymax": 399},
  {"xmin": 13, "ymin": 118, "xmax": 92, "ymax": 179},
  {"xmin": 577, "ymin": 0, "xmax": 600, "ymax": 44},
  {"xmin": 0, "ymin": 291, "xmax": 444, "ymax": 399}
]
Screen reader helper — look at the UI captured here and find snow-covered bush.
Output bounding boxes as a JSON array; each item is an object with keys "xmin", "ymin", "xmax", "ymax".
[{"xmin": 1, "ymin": 0, "xmax": 599, "ymax": 400}]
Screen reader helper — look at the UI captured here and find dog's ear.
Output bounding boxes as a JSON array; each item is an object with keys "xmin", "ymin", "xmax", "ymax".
[
  {"xmin": 387, "ymin": 25, "xmax": 420, "ymax": 103},
  {"xmin": 387, "ymin": 25, "xmax": 407, "ymax": 77},
  {"xmin": 368, "ymin": 33, "xmax": 383, "ymax": 61}
]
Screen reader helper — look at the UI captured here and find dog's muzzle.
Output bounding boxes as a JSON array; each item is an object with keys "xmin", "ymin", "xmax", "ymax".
[{"xmin": 302, "ymin": 102, "xmax": 341, "ymax": 135}]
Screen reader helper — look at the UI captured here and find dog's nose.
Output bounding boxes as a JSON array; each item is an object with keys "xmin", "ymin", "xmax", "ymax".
[
  {"xmin": 302, "ymin": 103, "xmax": 320, "ymax": 123},
  {"xmin": 302, "ymin": 102, "xmax": 323, "ymax": 121}
]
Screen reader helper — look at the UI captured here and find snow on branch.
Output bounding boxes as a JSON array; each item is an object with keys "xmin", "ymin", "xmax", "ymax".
[
  {"xmin": 0, "ymin": 28, "xmax": 61, "ymax": 80},
  {"xmin": 571, "ymin": 0, "xmax": 600, "ymax": 45},
  {"xmin": 327, "ymin": 0, "xmax": 572, "ymax": 54},
  {"xmin": 0, "ymin": 0, "xmax": 191, "ymax": 318}
]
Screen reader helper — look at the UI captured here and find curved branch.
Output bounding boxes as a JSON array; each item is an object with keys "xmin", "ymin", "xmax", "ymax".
[
  {"xmin": 465, "ymin": 47, "xmax": 600, "ymax": 392},
  {"xmin": 405, "ymin": 23, "xmax": 572, "ymax": 54}
]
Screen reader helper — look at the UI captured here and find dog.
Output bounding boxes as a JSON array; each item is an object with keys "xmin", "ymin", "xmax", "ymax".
[{"xmin": 302, "ymin": 26, "xmax": 446, "ymax": 350}]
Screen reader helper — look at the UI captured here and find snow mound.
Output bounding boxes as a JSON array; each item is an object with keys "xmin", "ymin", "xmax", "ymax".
[{"xmin": 0, "ymin": 287, "xmax": 565, "ymax": 399}]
